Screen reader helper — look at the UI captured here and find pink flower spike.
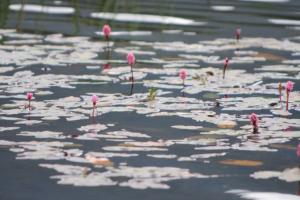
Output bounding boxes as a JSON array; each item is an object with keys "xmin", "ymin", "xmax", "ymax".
[
  {"xmin": 297, "ymin": 144, "xmax": 300, "ymax": 157},
  {"xmin": 27, "ymin": 92, "xmax": 33, "ymax": 100},
  {"xmin": 91, "ymin": 94, "xmax": 98, "ymax": 106},
  {"xmin": 127, "ymin": 52, "xmax": 135, "ymax": 66},
  {"xmin": 249, "ymin": 113, "xmax": 259, "ymax": 133},
  {"xmin": 286, "ymin": 81, "xmax": 294, "ymax": 111},
  {"xmin": 127, "ymin": 52, "xmax": 135, "ymax": 88},
  {"xmin": 236, "ymin": 28, "xmax": 241, "ymax": 40},
  {"xmin": 25, "ymin": 92, "xmax": 33, "ymax": 111},
  {"xmin": 102, "ymin": 24, "xmax": 111, "ymax": 39},
  {"xmin": 286, "ymin": 81, "xmax": 294, "ymax": 93},
  {"xmin": 179, "ymin": 69, "xmax": 187, "ymax": 81}
]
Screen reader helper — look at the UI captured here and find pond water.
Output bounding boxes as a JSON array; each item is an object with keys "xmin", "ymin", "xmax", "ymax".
[{"xmin": 0, "ymin": 0, "xmax": 300, "ymax": 200}]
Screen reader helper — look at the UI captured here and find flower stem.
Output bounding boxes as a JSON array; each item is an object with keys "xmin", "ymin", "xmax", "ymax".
[
  {"xmin": 129, "ymin": 65, "xmax": 134, "ymax": 95},
  {"xmin": 253, "ymin": 127, "xmax": 258, "ymax": 134},
  {"xmin": 107, "ymin": 38, "xmax": 109, "ymax": 50},
  {"xmin": 286, "ymin": 92, "xmax": 289, "ymax": 111},
  {"xmin": 131, "ymin": 65, "xmax": 134, "ymax": 84}
]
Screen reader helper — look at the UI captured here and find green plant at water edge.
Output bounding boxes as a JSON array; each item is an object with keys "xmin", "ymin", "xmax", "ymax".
[
  {"xmin": 148, "ymin": 88, "xmax": 157, "ymax": 101},
  {"xmin": 71, "ymin": 0, "xmax": 80, "ymax": 35}
]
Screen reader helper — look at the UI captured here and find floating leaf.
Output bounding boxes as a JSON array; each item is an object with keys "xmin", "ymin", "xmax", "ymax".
[
  {"xmin": 220, "ymin": 159, "xmax": 263, "ymax": 167},
  {"xmin": 86, "ymin": 156, "xmax": 113, "ymax": 167},
  {"xmin": 254, "ymin": 52, "xmax": 286, "ymax": 62},
  {"xmin": 217, "ymin": 121, "xmax": 237, "ymax": 129}
]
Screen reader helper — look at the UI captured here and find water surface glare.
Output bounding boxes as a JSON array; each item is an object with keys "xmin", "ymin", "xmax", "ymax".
[{"xmin": 0, "ymin": 0, "xmax": 300, "ymax": 200}]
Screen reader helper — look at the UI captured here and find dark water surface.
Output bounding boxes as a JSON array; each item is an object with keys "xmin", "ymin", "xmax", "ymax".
[{"xmin": 0, "ymin": 0, "xmax": 300, "ymax": 200}]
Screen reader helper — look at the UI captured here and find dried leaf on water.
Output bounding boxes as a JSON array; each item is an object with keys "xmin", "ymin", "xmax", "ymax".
[{"xmin": 219, "ymin": 159, "xmax": 263, "ymax": 167}]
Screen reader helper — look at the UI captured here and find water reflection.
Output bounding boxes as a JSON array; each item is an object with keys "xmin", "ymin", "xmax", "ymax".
[
  {"xmin": 71, "ymin": 0, "xmax": 80, "ymax": 34},
  {"xmin": 1, "ymin": 0, "xmax": 298, "ymax": 39},
  {"xmin": 102, "ymin": 48, "xmax": 111, "ymax": 72},
  {"xmin": 0, "ymin": 0, "xmax": 9, "ymax": 28}
]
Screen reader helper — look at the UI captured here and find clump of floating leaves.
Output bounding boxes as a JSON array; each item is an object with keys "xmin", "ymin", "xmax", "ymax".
[{"xmin": 0, "ymin": 28, "xmax": 299, "ymax": 192}]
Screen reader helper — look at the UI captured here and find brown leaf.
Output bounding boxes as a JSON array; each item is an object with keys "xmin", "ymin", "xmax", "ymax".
[
  {"xmin": 86, "ymin": 156, "xmax": 113, "ymax": 167},
  {"xmin": 254, "ymin": 52, "xmax": 285, "ymax": 62},
  {"xmin": 220, "ymin": 159, "xmax": 263, "ymax": 167}
]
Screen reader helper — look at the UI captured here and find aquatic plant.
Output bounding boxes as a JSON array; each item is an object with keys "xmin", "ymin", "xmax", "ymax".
[
  {"xmin": 179, "ymin": 69, "xmax": 187, "ymax": 86},
  {"xmin": 127, "ymin": 52, "xmax": 135, "ymax": 95},
  {"xmin": 127, "ymin": 52, "xmax": 135, "ymax": 67},
  {"xmin": 192, "ymin": 74, "xmax": 207, "ymax": 85},
  {"xmin": 236, "ymin": 28, "xmax": 241, "ymax": 41},
  {"xmin": 297, "ymin": 144, "xmax": 300, "ymax": 157},
  {"xmin": 26, "ymin": 92, "xmax": 33, "ymax": 111},
  {"xmin": 249, "ymin": 113, "xmax": 259, "ymax": 133},
  {"xmin": 1, "ymin": 29, "xmax": 300, "ymax": 193},
  {"xmin": 102, "ymin": 24, "xmax": 111, "ymax": 48},
  {"xmin": 103, "ymin": 63, "xmax": 110, "ymax": 70},
  {"xmin": 147, "ymin": 88, "xmax": 157, "ymax": 101},
  {"xmin": 278, "ymin": 82, "xmax": 282, "ymax": 104},
  {"xmin": 91, "ymin": 94, "xmax": 98, "ymax": 117},
  {"xmin": 223, "ymin": 57, "xmax": 229, "ymax": 79},
  {"xmin": 285, "ymin": 81, "xmax": 294, "ymax": 111}
]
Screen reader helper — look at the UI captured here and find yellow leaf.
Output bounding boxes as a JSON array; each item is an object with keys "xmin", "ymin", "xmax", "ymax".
[{"xmin": 220, "ymin": 159, "xmax": 263, "ymax": 167}]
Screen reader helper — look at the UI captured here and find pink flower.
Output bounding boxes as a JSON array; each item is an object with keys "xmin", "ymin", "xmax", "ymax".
[
  {"xmin": 27, "ymin": 92, "xmax": 33, "ymax": 100},
  {"xmin": 297, "ymin": 144, "xmax": 300, "ymax": 157},
  {"xmin": 102, "ymin": 24, "xmax": 111, "ymax": 39},
  {"xmin": 286, "ymin": 81, "xmax": 294, "ymax": 111},
  {"xmin": 127, "ymin": 52, "xmax": 135, "ymax": 66},
  {"xmin": 179, "ymin": 69, "xmax": 187, "ymax": 80},
  {"xmin": 249, "ymin": 113, "xmax": 259, "ymax": 130},
  {"xmin": 25, "ymin": 92, "xmax": 33, "ymax": 111},
  {"xmin": 286, "ymin": 81, "xmax": 294, "ymax": 93},
  {"xmin": 91, "ymin": 95, "xmax": 98, "ymax": 106}
]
